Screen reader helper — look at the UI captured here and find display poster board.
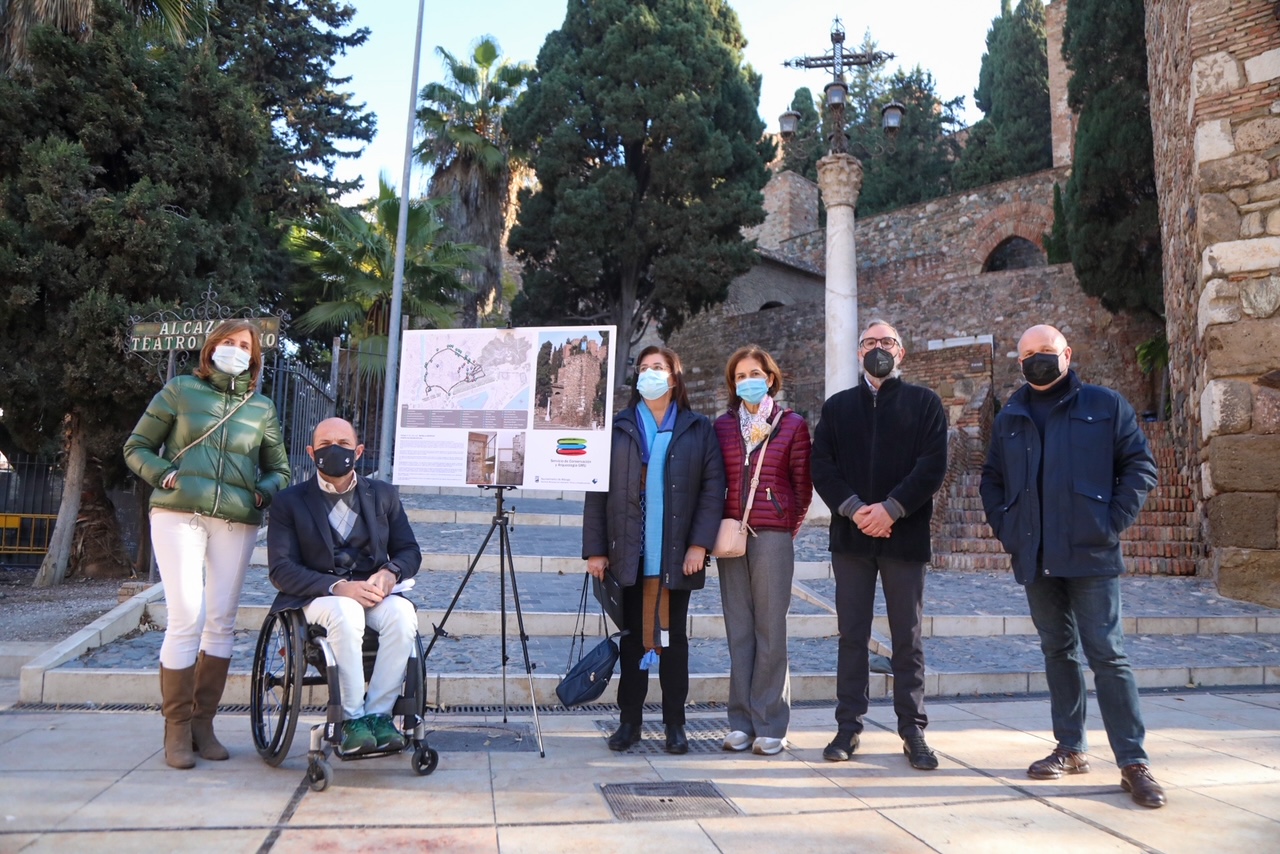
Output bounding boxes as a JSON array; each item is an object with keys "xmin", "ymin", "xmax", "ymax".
[{"xmin": 392, "ymin": 326, "xmax": 617, "ymax": 491}]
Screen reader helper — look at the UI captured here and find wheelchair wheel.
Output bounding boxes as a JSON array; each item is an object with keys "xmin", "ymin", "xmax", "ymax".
[
  {"xmin": 307, "ymin": 756, "xmax": 333, "ymax": 792},
  {"xmin": 411, "ymin": 745, "xmax": 439, "ymax": 776},
  {"xmin": 250, "ymin": 610, "xmax": 305, "ymax": 766}
]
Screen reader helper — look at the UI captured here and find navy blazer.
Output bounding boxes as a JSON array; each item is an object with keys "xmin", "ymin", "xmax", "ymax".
[{"xmin": 267, "ymin": 475, "xmax": 422, "ymax": 613}]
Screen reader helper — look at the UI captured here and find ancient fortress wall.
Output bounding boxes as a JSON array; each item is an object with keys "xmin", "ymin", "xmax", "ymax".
[{"xmin": 1145, "ymin": 0, "xmax": 1280, "ymax": 604}]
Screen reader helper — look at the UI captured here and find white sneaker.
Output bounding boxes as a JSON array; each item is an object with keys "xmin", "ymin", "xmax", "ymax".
[
  {"xmin": 752, "ymin": 736, "xmax": 786, "ymax": 755},
  {"xmin": 722, "ymin": 730, "xmax": 752, "ymax": 752}
]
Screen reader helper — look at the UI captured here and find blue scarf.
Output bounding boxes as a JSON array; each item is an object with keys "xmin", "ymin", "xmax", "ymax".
[{"xmin": 636, "ymin": 403, "xmax": 676, "ymax": 579}]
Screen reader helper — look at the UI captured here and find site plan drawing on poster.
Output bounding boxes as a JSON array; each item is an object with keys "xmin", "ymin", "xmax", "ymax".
[{"xmin": 393, "ymin": 326, "xmax": 616, "ymax": 492}]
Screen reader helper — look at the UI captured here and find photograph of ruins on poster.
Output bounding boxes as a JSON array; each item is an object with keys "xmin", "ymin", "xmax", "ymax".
[{"xmin": 392, "ymin": 326, "xmax": 615, "ymax": 491}]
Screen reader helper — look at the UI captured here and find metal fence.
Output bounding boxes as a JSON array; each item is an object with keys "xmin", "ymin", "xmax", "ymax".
[
  {"xmin": 0, "ymin": 455, "xmax": 61, "ymax": 564},
  {"xmin": 333, "ymin": 346, "xmax": 387, "ymax": 476},
  {"xmin": 263, "ymin": 353, "xmax": 337, "ymax": 483}
]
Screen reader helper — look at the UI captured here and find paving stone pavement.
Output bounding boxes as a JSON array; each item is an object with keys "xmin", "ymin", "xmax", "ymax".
[{"xmin": 4, "ymin": 677, "xmax": 1280, "ymax": 853}]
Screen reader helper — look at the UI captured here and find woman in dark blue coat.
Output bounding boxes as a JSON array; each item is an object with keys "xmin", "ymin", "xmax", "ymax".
[{"xmin": 583, "ymin": 345, "xmax": 725, "ymax": 754}]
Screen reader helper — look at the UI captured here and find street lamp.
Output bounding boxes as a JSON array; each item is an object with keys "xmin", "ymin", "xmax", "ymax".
[
  {"xmin": 881, "ymin": 100, "xmax": 906, "ymax": 136},
  {"xmin": 778, "ymin": 109, "xmax": 801, "ymax": 139}
]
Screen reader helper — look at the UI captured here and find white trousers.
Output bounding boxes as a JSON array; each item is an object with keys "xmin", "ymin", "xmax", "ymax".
[
  {"xmin": 150, "ymin": 509, "xmax": 258, "ymax": 669},
  {"xmin": 303, "ymin": 594, "xmax": 417, "ymax": 720}
]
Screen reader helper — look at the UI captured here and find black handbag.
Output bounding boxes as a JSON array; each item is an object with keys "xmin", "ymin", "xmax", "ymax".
[{"xmin": 556, "ymin": 574, "xmax": 626, "ymax": 707}]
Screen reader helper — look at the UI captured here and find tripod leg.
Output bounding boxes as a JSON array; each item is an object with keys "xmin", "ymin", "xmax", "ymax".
[
  {"xmin": 499, "ymin": 520, "xmax": 509, "ymax": 720},
  {"xmin": 421, "ymin": 519, "xmax": 501, "ymax": 662},
  {"xmin": 501, "ymin": 519, "xmax": 545, "ymax": 758}
]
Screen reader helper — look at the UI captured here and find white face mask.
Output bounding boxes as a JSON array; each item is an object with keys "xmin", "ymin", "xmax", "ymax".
[{"xmin": 212, "ymin": 345, "xmax": 251, "ymax": 376}]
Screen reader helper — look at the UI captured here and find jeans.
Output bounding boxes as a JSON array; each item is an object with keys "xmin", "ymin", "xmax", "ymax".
[
  {"xmin": 832, "ymin": 553, "xmax": 927, "ymax": 737},
  {"xmin": 1024, "ymin": 574, "xmax": 1148, "ymax": 767}
]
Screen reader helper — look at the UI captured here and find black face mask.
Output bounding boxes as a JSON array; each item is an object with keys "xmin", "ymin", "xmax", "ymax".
[
  {"xmin": 862, "ymin": 347, "xmax": 895, "ymax": 379},
  {"xmin": 313, "ymin": 444, "xmax": 356, "ymax": 478},
  {"xmin": 1022, "ymin": 353, "xmax": 1064, "ymax": 387}
]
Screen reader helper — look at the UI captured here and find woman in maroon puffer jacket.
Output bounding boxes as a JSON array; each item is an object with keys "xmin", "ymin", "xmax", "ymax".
[{"xmin": 713, "ymin": 345, "xmax": 812, "ymax": 756}]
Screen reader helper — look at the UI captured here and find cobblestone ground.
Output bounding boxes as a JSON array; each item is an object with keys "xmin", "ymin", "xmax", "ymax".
[{"xmin": 802, "ymin": 573, "xmax": 1280, "ymax": 617}]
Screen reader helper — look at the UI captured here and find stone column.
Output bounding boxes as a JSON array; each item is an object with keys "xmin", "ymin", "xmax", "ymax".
[{"xmin": 817, "ymin": 153, "xmax": 864, "ymax": 401}]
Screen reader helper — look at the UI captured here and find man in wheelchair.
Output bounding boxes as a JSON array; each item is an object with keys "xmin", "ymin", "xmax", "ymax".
[{"xmin": 267, "ymin": 417, "xmax": 422, "ymax": 756}]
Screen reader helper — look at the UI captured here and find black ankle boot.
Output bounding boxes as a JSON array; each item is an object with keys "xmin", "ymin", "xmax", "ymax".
[
  {"xmin": 665, "ymin": 724, "xmax": 688, "ymax": 755},
  {"xmin": 608, "ymin": 722, "xmax": 641, "ymax": 751}
]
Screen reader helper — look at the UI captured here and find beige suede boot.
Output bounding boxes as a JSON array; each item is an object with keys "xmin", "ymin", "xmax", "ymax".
[
  {"xmin": 191, "ymin": 651, "xmax": 231, "ymax": 761},
  {"xmin": 159, "ymin": 664, "xmax": 197, "ymax": 769}
]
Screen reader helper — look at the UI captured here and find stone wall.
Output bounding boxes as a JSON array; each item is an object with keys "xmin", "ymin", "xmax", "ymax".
[
  {"xmin": 1145, "ymin": 0, "xmax": 1280, "ymax": 605},
  {"xmin": 674, "ymin": 164, "xmax": 1161, "ymax": 421},
  {"xmin": 746, "ymin": 171, "xmax": 820, "ymax": 252},
  {"xmin": 716, "ymin": 254, "xmax": 824, "ymax": 316},
  {"xmin": 668, "ymin": 301, "xmax": 826, "ymax": 428}
]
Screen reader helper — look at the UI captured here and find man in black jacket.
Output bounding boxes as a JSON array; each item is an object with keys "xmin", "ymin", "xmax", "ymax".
[
  {"xmin": 812, "ymin": 320, "xmax": 948, "ymax": 770},
  {"xmin": 980, "ymin": 325, "xmax": 1165, "ymax": 808},
  {"xmin": 268, "ymin": 418, "xmax": 422, "ymax": 756}
]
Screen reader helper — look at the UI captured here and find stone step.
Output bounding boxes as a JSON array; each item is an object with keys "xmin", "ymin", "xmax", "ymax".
[
  {"xmin": 34, "ymin": 633, "xmax": 1280, "ymax": 709},
  {"xmin": 21, "ymin": 575, "xmax": 1280, "ymax": 707}
]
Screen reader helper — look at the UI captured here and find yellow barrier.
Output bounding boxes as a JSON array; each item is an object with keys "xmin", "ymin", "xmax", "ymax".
[{"xmin": 0, "ymin": 513, "xmax": 57, "ymax": 555}]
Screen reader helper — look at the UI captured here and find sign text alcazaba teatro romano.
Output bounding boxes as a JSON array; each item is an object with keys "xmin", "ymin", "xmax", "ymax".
[{"xmin": 128, "ymin": 317, "xmax": 281, "ymax": 352}]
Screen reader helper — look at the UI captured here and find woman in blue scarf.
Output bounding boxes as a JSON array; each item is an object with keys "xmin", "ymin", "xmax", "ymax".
[{"xmin": 583, "ymin": 345, "xmax": 725, "ymax": 754}]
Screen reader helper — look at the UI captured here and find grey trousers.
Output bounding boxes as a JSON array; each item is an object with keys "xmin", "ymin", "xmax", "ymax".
[{"xmin": 718, "ymin": 530, "xmax": 794, "ymax": 738}]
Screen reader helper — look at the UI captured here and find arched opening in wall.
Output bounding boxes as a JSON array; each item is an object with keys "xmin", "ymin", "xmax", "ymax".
[
  {"xmin": 982, "ymin": 236, "xmax": 1046, "ymax": 273},
  {"xmin": 759, "ymin": 300, "xmax": 786, "ymax": 311}
]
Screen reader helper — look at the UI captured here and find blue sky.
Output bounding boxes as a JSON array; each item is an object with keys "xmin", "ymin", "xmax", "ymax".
[{"xmin": 329, "ymin": 0, "xmax": 1012, "ymax": 200}]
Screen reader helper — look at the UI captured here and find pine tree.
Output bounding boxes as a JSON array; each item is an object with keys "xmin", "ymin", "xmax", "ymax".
[
  {"xmin": 1059, "ymin": 0, "xmax": 1162, "ymax": 318},
  {"xmin": 506, "ymin": 0, "xmax": 769, "ymax": 383},
  {"xmin": 854, "ymin": 67, "xmax": 963, "ymax": 217},
  {"xmin": 0, "ymin": 4, "xmax": 270, "ymax": 584},
  {"xmin": 953, "ymin": 0, "xmax": 1051, "ymax": 190},
  {"xmin": 208, "ymin": 0, "xmax": 375, "ymax": 217}
]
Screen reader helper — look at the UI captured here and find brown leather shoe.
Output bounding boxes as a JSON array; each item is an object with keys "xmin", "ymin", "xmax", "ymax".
[
  {"xmin": 1120, "ymin": 763, "xmax": 1167, "ymax": 808},
  {"xmin": 1027, "ymin": 747, "xmax": 1090, "ymax": 779}
]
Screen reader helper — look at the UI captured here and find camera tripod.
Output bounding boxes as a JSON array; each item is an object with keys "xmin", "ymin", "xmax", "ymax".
[{"xmin": 421, "ymin": 485, "xmax": 544, "ymax": 757}]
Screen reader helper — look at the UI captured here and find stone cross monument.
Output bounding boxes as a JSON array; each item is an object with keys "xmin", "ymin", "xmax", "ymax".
[{"xmin": 784, "ymin": 20, "xmax": 893, "ymax": 399}]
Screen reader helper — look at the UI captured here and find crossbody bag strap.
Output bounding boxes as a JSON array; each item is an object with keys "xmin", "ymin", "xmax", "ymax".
[
  {"xmin": 171, "ymin": 393, "xmax": 253, "ymax": 463},
  {"xmin": 739, "ymin": 410, "xmax": 785, "ymax": 532}
]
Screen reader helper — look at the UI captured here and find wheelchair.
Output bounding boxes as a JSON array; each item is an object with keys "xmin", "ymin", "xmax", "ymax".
[{"xmin": 249, "ymin": 608, "xmax": 440, "ymax": 791}]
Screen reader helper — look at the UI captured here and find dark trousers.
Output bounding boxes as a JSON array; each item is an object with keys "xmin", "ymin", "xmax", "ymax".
[
  {"xmin": 832, "ymin": 553, "xmax": 927, "ymax": 737},
  {"xmin": 1024, "ymin": 574, "xmax": 1148, "ymax": 767},
  {"xmin": 616, "ymin": 582, "xmax": 691, "ymax": 727}
]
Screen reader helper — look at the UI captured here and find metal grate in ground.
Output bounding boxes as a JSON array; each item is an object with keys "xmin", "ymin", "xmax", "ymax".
[
  {"xmin": 599, "ymin": 780, "xmax": 739, "ymax": 821},
  {"xmin": 592, "ymin": 718, "xmax": 731, "ymax": 754}
]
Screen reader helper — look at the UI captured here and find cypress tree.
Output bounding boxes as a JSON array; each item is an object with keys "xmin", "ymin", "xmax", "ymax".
[
  {"xmin": 953, "ymin": 0, "xmax": 1051, "ymax": 190},
  {"xmin": 1059, "ymin": 0, "xmax": 1162, "ymax": 318}
]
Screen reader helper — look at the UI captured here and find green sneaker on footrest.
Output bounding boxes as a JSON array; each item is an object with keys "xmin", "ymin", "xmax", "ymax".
[
  {"xmin": 367, "ymin": 713, "xmax": 406, "ymax": 751},
  {"xmin": 339, "ymin": 716, "xmax": 377, "ymax": 755}
]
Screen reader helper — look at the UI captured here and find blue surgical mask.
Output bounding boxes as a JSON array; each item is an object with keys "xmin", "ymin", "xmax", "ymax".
[
  {"xmin": 736, "ymin": 377, "xmax": 769, "ymax": 405},
  {"xmin": 212, "ymin": 345, "xmax": 251, "ymax": 376},
  {"xmin": 636, "ymin": 369, "xmax": 671, "ymax": 401}
]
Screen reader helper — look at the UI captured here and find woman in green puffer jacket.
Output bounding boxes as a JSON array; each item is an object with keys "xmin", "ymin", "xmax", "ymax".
[{"xmin": 124, "ymin": 318, "xmax": 291, "ymax": 770}]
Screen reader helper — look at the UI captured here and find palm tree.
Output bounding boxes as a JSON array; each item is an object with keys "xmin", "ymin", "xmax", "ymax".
[
  {"xmin": 416, "ymin": 35, "xmax": 532, "ymax": 327},
  {"xmin": 1, "ymin": 0, "xmax": 209, "ymax": 72},
  {"xmin": 287, "ymin": 175, "xmax": 476, "ymax": 377}
]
